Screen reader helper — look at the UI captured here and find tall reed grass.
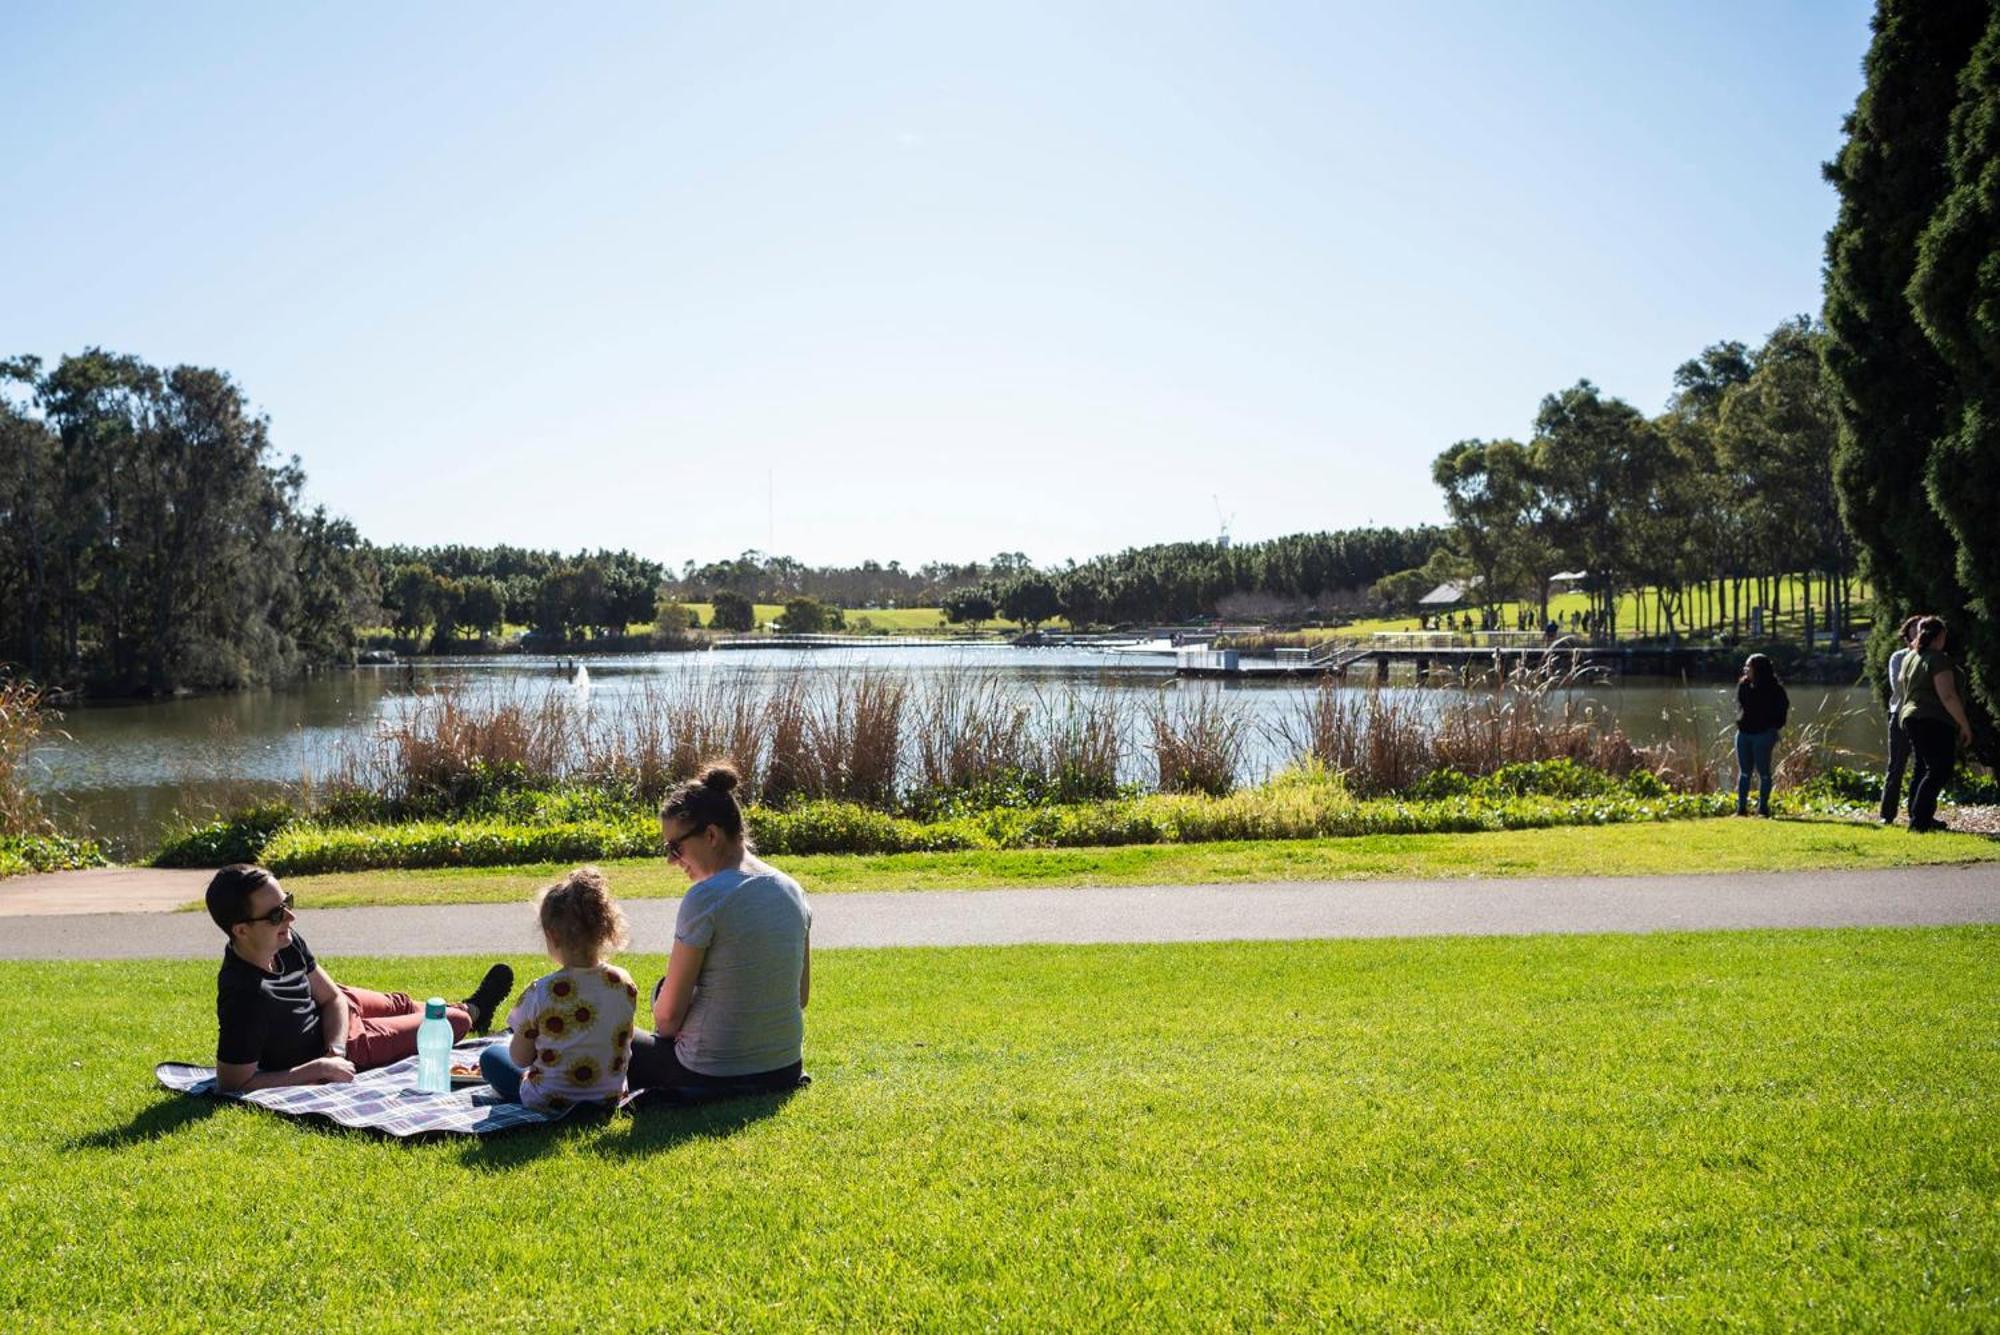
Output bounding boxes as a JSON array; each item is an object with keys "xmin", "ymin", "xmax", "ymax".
[
  {"xmin": 0, "ymin": 676, "xmax": 56, "ymax": 835},
  {"xmin": 308, "ymin": 658, "xmax": 1835, "ymax": 824},
  {"xmin": 1273, "ymin": 657, "xmax": 1653, "ymax": 797},
  {"xmin": 1146, "ymin": 687, "xmax": 1249, "ymax": 797}
]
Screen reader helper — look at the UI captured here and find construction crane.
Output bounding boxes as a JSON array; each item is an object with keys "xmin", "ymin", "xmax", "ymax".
[{"xmin": 1212, "ymin": 495, "xmax": 1235, "ymax": 550}]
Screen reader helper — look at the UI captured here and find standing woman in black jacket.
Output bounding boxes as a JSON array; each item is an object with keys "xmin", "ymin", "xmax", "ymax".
[{"xmin": 1734, "ymin": 653, "xmax": 1790, "ymax": 817}]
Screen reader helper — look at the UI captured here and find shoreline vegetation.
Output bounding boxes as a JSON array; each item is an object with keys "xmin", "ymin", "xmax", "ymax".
[
  {"xmin": 0, "ymin": 678, "xmax": 105, "ymax": 875},
  {"xmin": 137, "ymin": 665, "xmax": 1995, "ymax": 879}
]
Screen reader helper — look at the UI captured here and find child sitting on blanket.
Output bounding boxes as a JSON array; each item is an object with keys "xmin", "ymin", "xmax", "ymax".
[{"xmin": 479, "ymin": 867, "xmax": 638, "ymax": 1110}]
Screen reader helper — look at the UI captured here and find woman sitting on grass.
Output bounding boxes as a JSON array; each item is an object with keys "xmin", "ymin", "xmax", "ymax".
[
  {"xmin": 478, "ymin": 866, "xmax": 638, "ymax": 1110},
  {"xmin": 630, "ymin": 764, "xmax": 812, "ymax": 1096},
  {"xmin": 204, "ymin": 864, "xmax": 512, "ymax": 1093}
]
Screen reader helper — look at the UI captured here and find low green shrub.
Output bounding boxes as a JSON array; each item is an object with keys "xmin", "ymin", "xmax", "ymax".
[
  {"xmin": 1410, "ymin": 759, "xmax": 1666, "ymax": 802},
  {"xmin": 0, "ymin": 833, "xmax": 109, "ymax": 877},
  {"xmin": 165, "ymin": 762, "xmax": 1767, "ymax": 873},
  {"xmin": 750, "ymin": 802, "xmax": 982, "ymax": 856},
  {"xmin": 262, "ymin": 814, "xmax": 660, "ymax": 876},
  {"xmin": 1802, "ymin": 764, "xmax": 2000, "ymax": 808},
  {"xmin": 151, "ymin": 801, "xmax": 300, "ymax": 868}
]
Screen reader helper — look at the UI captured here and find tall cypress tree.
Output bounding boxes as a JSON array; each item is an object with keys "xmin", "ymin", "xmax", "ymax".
[
  {"xmin": 1821, "ymin": 1, "xmax": 1987, "ymax": 732},
  {"xmin": 1910, "ymin": 10, "xmax": 2000, "ymax": 752}
]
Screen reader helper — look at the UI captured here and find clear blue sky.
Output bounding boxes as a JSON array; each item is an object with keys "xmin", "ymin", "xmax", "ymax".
[{"xmin": 1, "ymin": 1, "xmax": 1872, "ymax": 569}]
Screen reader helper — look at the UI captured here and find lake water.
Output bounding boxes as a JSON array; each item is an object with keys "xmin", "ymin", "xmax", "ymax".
[{"xmin": 26, "ymin": 646, "xmax": 1884, "ymax": 856}]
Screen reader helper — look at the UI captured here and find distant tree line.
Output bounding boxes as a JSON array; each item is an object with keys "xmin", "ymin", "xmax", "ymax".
[
  {"xmin": 666, "ymin": 533, "xmax": 1447, "ymax": 631},
  {"xmin": 1401, "ymin": 317, "xmax": 1855, "ymax": 645},
  {"xmin": 0, "ymin": 350, "xmax": 374, "ymax": 695},
  {"xmin": 373, "ymin": 545, "xmax": 663, "ymax": 644},
  {"xmin": 1823, "ymin": 0, "xmax": 2000, "ymax": 761}
]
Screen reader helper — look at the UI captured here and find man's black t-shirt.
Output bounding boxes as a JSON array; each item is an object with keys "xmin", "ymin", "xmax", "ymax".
[{"xmin": 216, "ymin": 931, "xmax": 325, "ymax": 1071}]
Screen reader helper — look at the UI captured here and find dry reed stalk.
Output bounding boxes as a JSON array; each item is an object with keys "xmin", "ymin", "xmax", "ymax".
[
  {"xmin": 1033, "ymin": 682, "xmax": 1127, "ymax": 801},
  {"xmin": 1272, "ymin": 683, "xmax": 1370, "ymax": 786},
  {"xmin": 356, "ymin": 685, "xmax": 579, "ymax": 805},
  {"xmin": 578, "ymin": 681, "xmax": 675, "ymax": 803},
  {"xmin": 0, "ymin": 676, "xmax": 56, "ymax": 835},
  {"xmin": 1146, "ymin": 687, "xmax": 1248, "ymax": 796},
  {"xmin": 1356, "ymin": 691, "xmax": 1432, "ymax": 796},
  {"xmin": 911, "ymin": 671, "xmax": 1033, "ymax": 794},
  {"xmin": 762, "ymin": 671, "xmax": 816, "ymax": 805},
  {"xmin": 1774, "ymin": 692, "xmax": 1863, "ymax": 790},
  {"xmin": 654, "ymin": 675, "xmax": 767, "ymax": 795},
  {"xmin": 807, "ymin": 672, "xmax": 907, "ymax": 807}
]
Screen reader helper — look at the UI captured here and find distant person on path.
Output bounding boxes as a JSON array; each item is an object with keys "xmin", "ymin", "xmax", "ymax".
[
  {"xmin": 204, "ymin": 865, "xmax": 513, "ymax": 1093},
  {"xmin": 478, "ymin": 866, "xmax": 638, "ymax": 1110},
  {"xmin": 1897, "ymin": 616, "xmax": 1975, "ymax": 833},
  {"xmin": 630, "ymin": 764, "xmax": 812, "ymax": 1097},
  {"xmin": 1733, "ymin": 653, "xmax": 1790, "ymax": 817},
  {"xmin": 1879, "ymin": 615, "xmax": 1923, "ymax": 825}
]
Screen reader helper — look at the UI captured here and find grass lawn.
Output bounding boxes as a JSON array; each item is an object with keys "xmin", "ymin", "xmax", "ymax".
[
  {"xmin": 272, "ymin": 817, "xmax": 2000, "ymax": 910},
  {"xmin": 4, "ymin": 930, "xmax": 1995, "ymax": 1328},
  {"xmin": 1332, "ymin": 576, "xmax": 1873, "ymax": 643}
]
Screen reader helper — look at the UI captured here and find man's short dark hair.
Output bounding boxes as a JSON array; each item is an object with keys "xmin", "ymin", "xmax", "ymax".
[{"xmin": 205, "ymin": 864, "xmax": 276, "ymax": 934}]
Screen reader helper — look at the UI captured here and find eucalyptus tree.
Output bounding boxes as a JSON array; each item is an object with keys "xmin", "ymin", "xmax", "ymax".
[
  {"xmin": 1431, "ymin": 439, "xmax": 1530, "ymax": 615},
  {"xmin": 1529, "ymin": 382, "xmax": 1662, "ymax": 637}
]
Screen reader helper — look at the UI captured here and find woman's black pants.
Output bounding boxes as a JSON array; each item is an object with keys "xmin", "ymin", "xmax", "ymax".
[{"xmin": 1904, "ymin": 717, "xmax": 1957, "ymax": 830}]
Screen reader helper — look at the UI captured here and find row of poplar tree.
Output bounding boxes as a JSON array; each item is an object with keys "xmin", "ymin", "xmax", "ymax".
[{"xmin": 1823, "ymin": 0, "xmax": 2000, "ymax": 761}]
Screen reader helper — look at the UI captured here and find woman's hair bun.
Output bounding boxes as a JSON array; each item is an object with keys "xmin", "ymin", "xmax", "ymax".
[{"xmin": 698, "ymin": 763, "xmax": 740, "ymax": 793}]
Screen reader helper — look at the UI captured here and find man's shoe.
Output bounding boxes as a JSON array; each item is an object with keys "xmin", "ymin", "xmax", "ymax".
[{"xmin": 462, "ymin": 963, "xmax": 515, "ymax": 1035}]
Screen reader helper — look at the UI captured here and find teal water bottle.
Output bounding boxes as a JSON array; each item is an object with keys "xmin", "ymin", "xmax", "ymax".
[{"xmin": 416, "ymin": 997, "xmax": 452, "ymax": 1094}]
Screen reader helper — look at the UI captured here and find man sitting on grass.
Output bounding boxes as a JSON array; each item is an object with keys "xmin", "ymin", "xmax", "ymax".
[{"xmin": 205, "ymin": 864, "xmax": 513, "ymax": 1093}]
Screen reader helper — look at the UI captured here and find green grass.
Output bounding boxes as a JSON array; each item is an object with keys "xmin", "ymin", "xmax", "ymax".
[
  {"xmin": 1334, "ymin": 575, "xmax": 1873, "ymax": 642},
  {"xmin": 4, "ymin": 930, "xmax": 1996, "ymax": 1328},
  {"xmin": 273, "ymin": 817, "xmax": 2000, "ymax": 909}
]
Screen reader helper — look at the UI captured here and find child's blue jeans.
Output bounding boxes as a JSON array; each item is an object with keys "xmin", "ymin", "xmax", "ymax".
[
  {"xmin": 479, "ymin": 1043, "xmax": 525, "ymax": 1102},
  {"xmin": 1735, "ymin": 728, "xmax": 1777, "ymax": 814}
]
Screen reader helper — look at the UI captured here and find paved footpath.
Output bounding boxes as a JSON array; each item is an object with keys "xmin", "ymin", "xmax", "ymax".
[{"xmin": 2, "ymin": 865, "xmax": 1997, "ymax": 960}]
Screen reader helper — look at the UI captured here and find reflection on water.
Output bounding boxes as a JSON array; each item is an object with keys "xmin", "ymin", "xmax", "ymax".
[{"xmin": 30, "ymin": 650, "xmax": 1881, "ymax": 856}]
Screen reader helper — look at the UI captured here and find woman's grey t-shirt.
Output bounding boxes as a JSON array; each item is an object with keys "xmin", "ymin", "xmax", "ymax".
[{"xmin": 674, "ymin": 863, "xmax": 811, "ymax": 1076}]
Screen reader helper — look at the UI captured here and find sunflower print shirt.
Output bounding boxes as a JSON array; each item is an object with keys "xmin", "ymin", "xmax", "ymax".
[{"xmin": 505, "ymin": 964, "xmax": 639, "ymax": 1112}]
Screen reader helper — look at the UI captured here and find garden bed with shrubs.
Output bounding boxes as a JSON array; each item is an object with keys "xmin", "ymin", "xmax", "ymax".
[{"xmin": 156, "ymin": 761, "xmax": 1754, "ymax": 875}]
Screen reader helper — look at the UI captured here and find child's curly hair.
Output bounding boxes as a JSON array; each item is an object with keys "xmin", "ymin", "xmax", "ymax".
[{"xmin": 536, "ymin": 866, "xmax": 629, "ymax": 960}]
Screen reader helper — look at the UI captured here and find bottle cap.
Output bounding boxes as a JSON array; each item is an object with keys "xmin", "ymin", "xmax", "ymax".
[{"xmin": 424, "ymin": 997, "xmax": 447, "ymax": 1020}]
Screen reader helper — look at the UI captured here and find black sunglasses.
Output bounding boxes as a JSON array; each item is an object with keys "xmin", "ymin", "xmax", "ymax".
[
  {"xmin": 664, "ymin": 824, "xmax": 708, "ymax": 862},
  {"xmin": 239, "ymin": 891, "xmax": 295, "ymax": 926}
]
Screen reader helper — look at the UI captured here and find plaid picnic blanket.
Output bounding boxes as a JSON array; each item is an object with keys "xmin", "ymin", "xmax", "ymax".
[{"xmin": 153, "ymin": 1036, "xmax": 569, "ymax": 1138}]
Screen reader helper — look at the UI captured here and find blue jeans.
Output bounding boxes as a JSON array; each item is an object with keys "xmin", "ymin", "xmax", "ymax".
[
  {"xmin": 1735, "ymin": 729, "xmax": 1777, "ymax": 814},
  {"xmin": 479, "ymin": 1043, "xmax": 525, "ymax": 1102}
]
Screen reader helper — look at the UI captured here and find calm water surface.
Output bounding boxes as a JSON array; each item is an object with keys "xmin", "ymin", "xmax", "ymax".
[{"xmin": 29, "ymin": 647, "xmax": 1882, "ymax": 856}]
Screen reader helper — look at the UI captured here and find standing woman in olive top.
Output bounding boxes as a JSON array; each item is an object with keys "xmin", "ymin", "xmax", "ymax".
[
  {"xmin": 628, "ymin": 764, "xmax": 812, "ymax": 1094},
  {"xmin": 1733, "ymin": 653, "xmax": 1790, "ymax": 818},
  {"xmin": 1879, "ymin": 615, "xmax": 1924, "ymax": 825},
  {"xmin": 1898, "ymin": 616, "xmax": 1976, "ymax": 833}
]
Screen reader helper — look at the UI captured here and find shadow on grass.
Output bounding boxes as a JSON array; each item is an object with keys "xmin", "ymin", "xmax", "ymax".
[
  {"xmin": 69, "ymin": 1095, "xmax": 224, "ymax": 1150},
  {"xmin": 451, "ymin": 1088, "xmax": 805, "ymax": 1167},
  {"xmin": 453, "ymin": 1102, "xmax": 620, "ymax": 1168},
  {"xmin": 593, "ymin": 1088, "xmax": 803, "ymax": 1161}
]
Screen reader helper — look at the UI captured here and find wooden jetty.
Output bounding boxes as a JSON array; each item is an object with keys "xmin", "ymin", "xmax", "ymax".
[{"xmin": 1173, "ymin": 634, "xmax": 1624, "ymax": 681}]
